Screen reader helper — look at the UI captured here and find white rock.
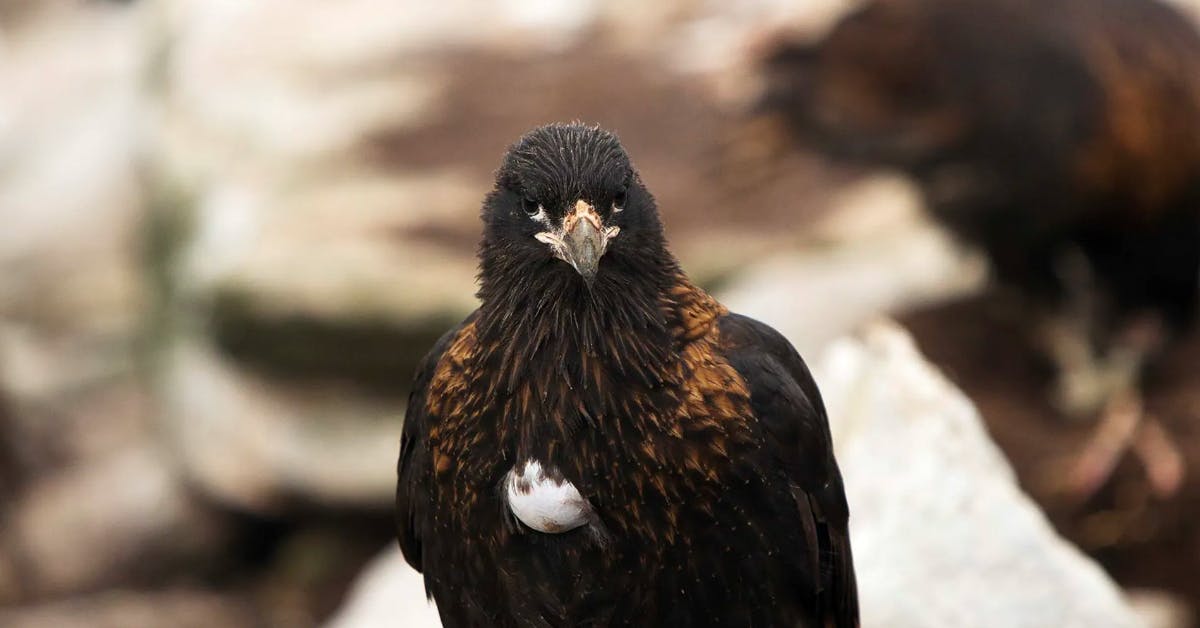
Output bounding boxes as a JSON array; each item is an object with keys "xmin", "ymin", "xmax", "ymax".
[
  {"xmin": 817, "ymin": 321, "xmax": 1142, "ymax": 628},
  {"xmin": 162, "ymin": 339, "xmax": 402, "ymax": 512},
  {"xmin": 181, "ymin": 172, "xmax": 481, "ymax": 327},
  {"xmin": 323, "ymin": 548, "xmax": 441, "ymax": 628}
]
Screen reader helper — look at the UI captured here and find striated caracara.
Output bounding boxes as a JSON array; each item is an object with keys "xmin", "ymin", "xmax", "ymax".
[{"xmin": 396, "ymin": 123, "xmax": 858, "ymax": 627}]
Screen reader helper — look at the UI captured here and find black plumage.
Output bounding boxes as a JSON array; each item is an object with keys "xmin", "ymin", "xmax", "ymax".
[
  {"xmin": 757, "ymin": 0, "xmax": 1200, "ymax": 328},
  {"xmin": 754, "ymin": 0, "xmax": 1200, "ymax": 475},
  {"xmin": 396, "ymin": 123, "xmax": 858, "ymax": 627}
]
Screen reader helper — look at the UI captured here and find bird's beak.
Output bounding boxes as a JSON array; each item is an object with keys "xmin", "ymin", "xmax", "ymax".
[
  {"xmin": 536, "ymin": 200, "xmax": 620, "ymax": 286},
  {"xmin": 563, "ymin": 200, "xmax": 608, "ymax": 284}
]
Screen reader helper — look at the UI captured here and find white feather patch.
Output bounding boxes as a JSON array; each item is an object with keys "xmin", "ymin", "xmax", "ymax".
[{"xmin": 505, "ymin": 460, "xmax": 592, "ymax": 534}]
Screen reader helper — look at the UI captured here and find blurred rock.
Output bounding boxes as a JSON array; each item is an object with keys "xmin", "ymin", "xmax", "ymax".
[
  {"xmin": 818, "ymin": 322, "xmax": 1141, "ymax": 628},
  {"xmin": 183, "ymin": 173, "xmax": 481, "ymax": 336},
  {"xmin": 0, "ymin": 0, "xmax": 242, "ymax": 606},
  {"xmin": 162, "ymin": 338, "xmax": 402, "ymax": 513},
  {"xmin": 1128, "ymin": 589, "xmax": 1195, "ymax": 628},
  {"xmin": 147, "ymin": 0, "xmax": 876, "ymax": 329},
  {"xmin": 1, "ymin": 447, "xmax": 227, "ymax": 601},
  {"xmin": 0, "ymin": 0, "xmax": 152, "ymax": 474},
  {"xmin": 1165, "ymin": 0, "xmax": 1200, "ymax": 23},
  {"xmin": 669, "ymin": 0, "xmax": 859, "ymax": 76},
  {"xmin": 152, "ymin": 0, "xmax": 669, "ymax": 183},
  {"xmin": 0, "ymin": 1, "xmax": 146, "ymax": 334},
  {"xmin": 323, "ymin": 547, "xmax": 441, "ymax": 628},
  {"xmin": 0, "ymin": 328, "xmax": 146, "ymax": 478},
  {"xmin": 0, "ymin": 589, "xmax": 256, "ymax": 628},
  {"xmin": 153, "ymin": 4, "xmax": 484, "ymax": 512},
  {"xmin": 720, "ymin": 175, "xmax": 987, "ymax": 357}
]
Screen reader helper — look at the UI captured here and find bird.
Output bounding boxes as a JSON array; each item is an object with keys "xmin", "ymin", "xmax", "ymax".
[
  {"xmin": 396, "ymin": 123, "xmax": 858, "ymax": 628},
  {"xmin": 751, "ymin": 0, "xmax": 1200, "ymax": 498}
]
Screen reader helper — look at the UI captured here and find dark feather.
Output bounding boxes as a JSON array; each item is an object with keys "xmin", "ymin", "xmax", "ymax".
[
  {"xmin": 718, "ymin": 313, "xmax": 858, "ymax": 627},
  {"xmin": 396, "ymin": 311, "xmax": 478, "ymax": 573},
  {"xmin": 757, "ymin": 0, "xmax": 1200, "ymax": 333}
]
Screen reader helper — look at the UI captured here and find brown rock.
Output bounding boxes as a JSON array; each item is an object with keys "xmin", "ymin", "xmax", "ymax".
[
  {"xmin": 0, "ymin": 589, "xmax": 257, "ymax": 628},
  {"xmin": 1, "ymin": 448, "xmax": 227, "ymax": 600}
]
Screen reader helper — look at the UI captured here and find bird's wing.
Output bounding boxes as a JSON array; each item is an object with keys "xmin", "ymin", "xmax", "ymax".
[
  {"xmin": 718, "ymin": 313, "xmax": 859, "ymax": 628},
  {"xmin": 396, "ymin": 312, "xmax": 477, "ymax": 572}
]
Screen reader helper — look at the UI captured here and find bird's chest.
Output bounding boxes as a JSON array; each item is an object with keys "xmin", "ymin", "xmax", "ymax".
[
  {"xmin": 421, "ymin": 351, "xmax": 791, "ymax": 625},
  {"xmin": 426, "ymin": 365, "xmax": 760, "ymax": 551}
]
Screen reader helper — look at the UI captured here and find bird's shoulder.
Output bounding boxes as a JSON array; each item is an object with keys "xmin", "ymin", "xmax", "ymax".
[
  {"xmin": 663, "ymin": 284, "xmax": 836, "ymax": 488},
  {"xmin": 399, "ymin": 309, "xmax": 483, "ymax": 454},
  {"xmin": 396, "ymin": 310, "xmax": 480, "ymax": 570},
  {"xmin": 712, "ymin": 311, "xmax": 839, "ymax": 495},
  {"xmin": 713, "ymin": 309, "xmax": 859, "ymax": 626},
  {"xmin": 714, "ymin": 312, "xmax": 826, "ymax": 419}
]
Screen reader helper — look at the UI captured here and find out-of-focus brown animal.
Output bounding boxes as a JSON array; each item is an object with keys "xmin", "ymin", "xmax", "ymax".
[{"xmin": 755, "ymin": 0, "xmax": 1200, "ymax": 498}]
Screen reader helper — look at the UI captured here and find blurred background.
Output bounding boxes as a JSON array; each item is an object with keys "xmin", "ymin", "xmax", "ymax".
[{"xmin": 0, "ymin": 0, "xmax": 1197, "ymax": 626}]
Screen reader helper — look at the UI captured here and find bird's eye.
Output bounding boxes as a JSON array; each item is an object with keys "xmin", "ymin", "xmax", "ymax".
[
  {"xmin": 522, "ymin": 197, "xmax": 540, "ymax": 215},
  {"xmin": 613, "ymin": 189, "xmax": 627, "ymax": 212}
]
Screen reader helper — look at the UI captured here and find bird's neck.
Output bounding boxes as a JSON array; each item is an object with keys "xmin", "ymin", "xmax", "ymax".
[
  {"xmin": 474, "ymin": 258, "xmax": 722, "ymax": 398},
  {"xmin": 474, "ymin": 260, "xmax": 726, "ymax": 465}
]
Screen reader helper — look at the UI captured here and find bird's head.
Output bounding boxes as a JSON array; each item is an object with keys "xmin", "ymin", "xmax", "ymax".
[
  {"xmin": 479, "ymin": 123, "xmax": 668, "ymax": 292},
  {"xmin": 753, "ymin": 1, "xmax": 967, "ymax": 170},
  {"xmin": 475, "ymin": 124, "xmax": 683, "ymax": 390}
]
